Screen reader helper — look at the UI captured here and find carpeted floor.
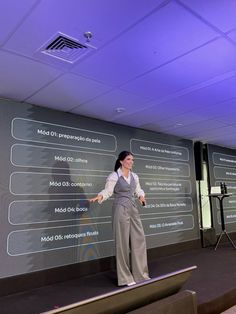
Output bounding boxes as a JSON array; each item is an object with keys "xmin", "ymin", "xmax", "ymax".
[{"xmin": 1, "ymin": 243, "xmax": 236, "ymax": 314}]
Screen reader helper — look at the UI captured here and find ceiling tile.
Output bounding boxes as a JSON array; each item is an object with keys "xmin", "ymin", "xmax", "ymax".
[
  {"xmin": 111, "ymin": 101, "xmax": 185, "ymax": 126},
  {"xmin": 0, "ymin": 0, "xmax": 39, "ymax": 45},
  {"xmin": 201, "ymin": 126, "xmax": 236, "ymax": 141},
  {"xmin": 121, "ymin": 38, "xmax": 236, "ymax": 100},
  {"xmin": 70, "ymin": 89, "xmax": 150, "ymax": 120},
  {"xmin": 1, "ymin": 1, "xmax": 236, "ymax": 149},
  {"xmin": 227, "ymin": 29, "xmax": 236, "ymax": 44},
  {"xmin": 153, "ymin": 73, "xmax": 236, "ymax": 115},
  {"xmin": 27, "ymin": 73, "xmax": 112, "ymax": 110},
  {"xmin": 0, "ymin": 51, "xmax": 61, "ymax": 101},
  {"xmin": 180, "ymin": 0, "xmax": 236, "ymax": 32},
  {"xmin": 193, "ymin": 97, "xmax": 236, "ymax": 121},
  {"xmin": 3, "ymin": 0, "xmax": 162, "ymax": 57},
  {"xmin": 72, "ymin": 1, "xmax": 217, "ymax": 86},
  {"xmin": 165, "ymin": 119, "xmax": 227, "ymax": 137},
  {"xmin": 159, "ymin": 112, "xmax": 211, "ymax": 131}
]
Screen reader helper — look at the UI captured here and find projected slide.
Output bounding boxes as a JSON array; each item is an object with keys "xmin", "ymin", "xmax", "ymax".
[
  {"xmin": 0, "ymin": 101, "xmax": 198, "ymax": 278},
  {"xmin": 207, "ymin": 144, "xmax": 236, "ymax": 233}
]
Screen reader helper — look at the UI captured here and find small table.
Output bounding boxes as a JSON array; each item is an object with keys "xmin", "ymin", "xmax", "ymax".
[{"xmin": 208, "ymin": 193, "xmax": 236, "ymax": 250}]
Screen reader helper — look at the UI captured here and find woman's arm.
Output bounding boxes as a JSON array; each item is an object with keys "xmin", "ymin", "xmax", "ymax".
[
  {"xmin": 89, "ymin": 172, "xmax": 118, "ymax": 203},
  {"xmin": 133, "ymin": 173, "xmax": 146, "ymax": 205}
]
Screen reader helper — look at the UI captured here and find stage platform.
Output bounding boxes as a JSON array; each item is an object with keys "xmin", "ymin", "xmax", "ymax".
[{"xmin": 1, "ymin": 243, "xmax": 236, "ymax": 314}]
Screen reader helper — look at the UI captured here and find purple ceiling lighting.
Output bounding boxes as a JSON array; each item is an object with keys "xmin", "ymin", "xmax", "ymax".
[{"xmin": 1, "ymin": 0, "xmax": 236, "ymax": 148}]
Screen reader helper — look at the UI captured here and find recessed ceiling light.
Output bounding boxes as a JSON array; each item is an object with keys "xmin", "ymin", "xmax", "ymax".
[{"xmin": 115, "ymin": 107, "xmax": 125, "ymax": 113}]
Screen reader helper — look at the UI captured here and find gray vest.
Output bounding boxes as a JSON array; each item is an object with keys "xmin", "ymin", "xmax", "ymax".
[{"xmin": 113, "ymin": 172, "xmax": 136, "ymax": 207}]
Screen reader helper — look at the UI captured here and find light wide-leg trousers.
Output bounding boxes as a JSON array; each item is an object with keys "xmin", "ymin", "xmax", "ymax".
[{"xmin": 113, "ymin": 202, "xmax": 149, "ymax": 286}]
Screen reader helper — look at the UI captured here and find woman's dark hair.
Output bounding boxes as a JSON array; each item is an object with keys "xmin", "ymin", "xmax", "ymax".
[{"xmin": 114, "ymin": 151, "xmax": 134, "ymax": 171}]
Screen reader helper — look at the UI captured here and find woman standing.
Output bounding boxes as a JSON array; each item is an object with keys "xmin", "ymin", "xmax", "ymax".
[{"xmin": 90, "ymin": 151, "xmax": 149, "ymax": 286}]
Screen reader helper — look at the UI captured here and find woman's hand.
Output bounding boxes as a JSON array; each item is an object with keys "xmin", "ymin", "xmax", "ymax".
[
  {"xmin": 139, "ymin": 196, "xmax": 146, "ymax": 206},
  {"xmin": 89, "ymin": 195, "xmax": 103, "ymax": 203}
]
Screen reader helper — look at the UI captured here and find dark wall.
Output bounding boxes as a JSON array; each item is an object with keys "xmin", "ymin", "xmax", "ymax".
[{"xmin": 0, "ymin": 99, "xmax": 199, "ymax": 279}]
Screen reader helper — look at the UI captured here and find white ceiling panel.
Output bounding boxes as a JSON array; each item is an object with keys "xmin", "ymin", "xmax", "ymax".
[
  {"xmin": 184, "ymin": 125, "xmax": 236, "ymax": 139},
  {"xmin": 0, "ymin": 0, "xmax": 39, "ymax": 45},
  {"xmin": 227, "ymin": 29, "xmax": 236, "ymax": 44},
  {"xmin": 200, "ymin": 126, "xmax": 236, "ymax": 141},
  {"xmin": 0, "ymin": 50, "xmax": 61, "ymax": 101},
  {"xmin": 27, "ymin": 73, "xmax": 112, "ymax": 111},
  {"xmin": 214, "ymin": 134, "xmax": 236, "ymax": 144},
  {"xmin": 166, "ymin": 119, "xmax": 228, "ymax": 137},
  {"xmin": 3, "ymin": 0, "xmax": 162, "ymax": 58},
  {"xmin": 191, "ymin": 126, "xmax": 236, "ymax": 146},
  {"xmin": 191, "ymin": 97, "xmax": 236, "ymax": 121},
  {"xmin": 213, "ymin": 113, "xmax": 236, "ymax": 125},
  {"xmin": 152, "ymin": 74, "xmax": 236, "ymax": 114},
  {"xmin": 121, "ymin": 38, "xmax": 236, "ymax": 100},
  {"xmin": 159, "ymin": 112, "xmax": 213, "ymax": 131},
  {"xmin": 1, "ymin": 1, "xmax": 236, "ymax": 148},
  {"xmin": 111, "ymin": 99, "xmax": 189, "ymax": 126},
  {"xmin": 212, "ymin": 132, "xmax": 236, "ymax": 143},
  {"xmin": 180, "ymin": 0, "xmax": 236, "ymax": 32},
  {"xmin": 109, "ymin": 82, "xmax": 236, "ymax": 129},
  {"xmin": 70, "ymin": 89, "xmax": 150, "ymax": 120},
  {"xmin": 72, "ymin": 1, "xmax": 218, "ymax": 86},
  {"xmin": 216, "ymin": 141, "xmax": 236, "ymax": 150}
]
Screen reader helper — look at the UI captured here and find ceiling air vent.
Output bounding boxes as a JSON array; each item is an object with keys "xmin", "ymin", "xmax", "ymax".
[{"xmin": 40, "ymin": 32, "xmax": 96, "ymax": 63}]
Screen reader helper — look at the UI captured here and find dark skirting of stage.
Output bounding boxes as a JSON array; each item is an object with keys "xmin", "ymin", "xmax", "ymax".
[{"xmin": 1, "ymin": 243, "xmax": 236, "ymax": 314}]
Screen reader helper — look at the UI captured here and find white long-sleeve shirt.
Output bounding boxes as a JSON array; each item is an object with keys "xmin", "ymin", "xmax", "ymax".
[{"xmin": 98, "ymin": 168, "xmax": 145, "ymax": 203}]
